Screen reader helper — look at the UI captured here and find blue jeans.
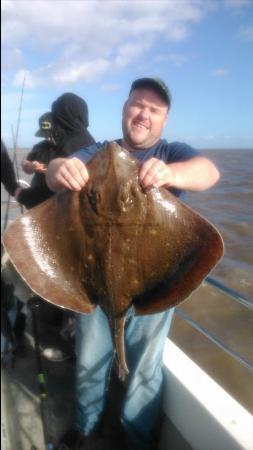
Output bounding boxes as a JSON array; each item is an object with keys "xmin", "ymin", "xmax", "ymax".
[{"xmin": 75, "ymin": 306, "xmax": 174, "ymax": 449}]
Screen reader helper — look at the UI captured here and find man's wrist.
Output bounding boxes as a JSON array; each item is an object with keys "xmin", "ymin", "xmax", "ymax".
[{"xmin": 165, "ymin": 164, "xmax": 177, "ymax": 188}]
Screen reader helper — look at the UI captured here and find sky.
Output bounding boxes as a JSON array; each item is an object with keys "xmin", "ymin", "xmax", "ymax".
[{"xmin": 1, "ymin": 0, "xmax": 253, "ymax": 150}]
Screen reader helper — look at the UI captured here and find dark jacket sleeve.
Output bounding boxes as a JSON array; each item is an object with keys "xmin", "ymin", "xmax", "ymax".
[
  {"xmin": 17, "ymin": 185, "xmax": 55, "ymax": 209},
  {"xmin": 1, "ymin": 140, "xmax": 19, "ymax": 196}
]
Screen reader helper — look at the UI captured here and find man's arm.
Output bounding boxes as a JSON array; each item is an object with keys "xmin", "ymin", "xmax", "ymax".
[
  {"xmin": 139, "ymin": 156, "xmax": 220, "ymax": 191},
  {"xmin": 1, "ymin": 141, "xmax": 20, "ymax": 196},
  {"xmin": 46, "ymin": 154, "xmax": 220, "ymax": 194},
  {"xmin": 46, "ymin": 157, "xmax": 89, "ymax": 192}
]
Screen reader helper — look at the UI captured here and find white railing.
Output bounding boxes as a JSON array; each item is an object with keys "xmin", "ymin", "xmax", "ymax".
[{"xmin": 174, "ymin": 276, "xmax": 253, "ymax": 373}]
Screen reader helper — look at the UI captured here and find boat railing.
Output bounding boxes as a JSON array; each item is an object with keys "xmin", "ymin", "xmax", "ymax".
[
  {"xmin": 18, "ymin": 179, "xmax": 30, "ymax": 188},
  {"xmin": 175, "ymin": 275, "xmax": 253, "ymax": 372},
  {"xmin": 1, "ymin": 179, "xmax": 30, "ymax": 233},
  {"xmin": 13, "ymin": 179, "xmax": 31, "ymax": 201}
]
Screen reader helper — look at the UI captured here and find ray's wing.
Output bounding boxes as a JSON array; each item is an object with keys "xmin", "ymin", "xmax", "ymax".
[
  {"xmin": 133, "ymin": 188, "xmax": 224, "ymax": 315},
  {"xmin": 2, "ymin": 190, "xmax": 95, "ymax": 314}
]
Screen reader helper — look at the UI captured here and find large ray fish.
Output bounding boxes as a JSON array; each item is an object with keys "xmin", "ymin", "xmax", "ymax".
[{"xmin": 2, "ymin": 141, "xmax": 224, "ymax": 379}]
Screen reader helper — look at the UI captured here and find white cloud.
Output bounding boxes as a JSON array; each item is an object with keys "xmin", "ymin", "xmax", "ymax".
[
  {"xmin": 13, "ymin": 69, "xmax": 37, "ymax": 89},
  {"xmin": 12, "ymin": 40, "xmax": 151, "ymax": 88},
  {"xmin": 1, "ymin": 0, "xmax": 210, "ymax": 89},
  {"xmin": 53, "ymin": 59, "xmax": 111, "ymax": 84},
  {"xmin": 211, "ymin": 68, "xmax": 228, "ymax": 77},
  {"xmin": 244, "ymin": 135, "xmax": 253, "ymax": 142},
  {"xmin": 203, "ymin": 134, "xmax": 215, "ymax": 141},
  {"xmin": 114, "ymin": 41, "xmax": 152, "ymax": 69},
  {"xmin": 1, "ymin": 46, "xmax": 24, "ymax": 71},
  {"xmin": 238, "ymin": 26, "xmax": 253, "ymax": 42}
]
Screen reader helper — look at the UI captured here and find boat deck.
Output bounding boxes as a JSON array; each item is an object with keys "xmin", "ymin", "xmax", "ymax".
[
  {"xmin": 2, "ymin": 307, "xmax": 75, "ymax": 450},
  {"xmin": 1, "ymin": 302, "xmax": 192, "ymax": 450},
  {"xmin": 3, "ymin": 295, "xmax": 252, "ymax": 450}
]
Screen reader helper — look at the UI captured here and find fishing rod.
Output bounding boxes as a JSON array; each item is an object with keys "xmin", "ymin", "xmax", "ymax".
[
  {"xmin": 12, "ymin": 75, "xmax": 25, "ymax": 179},
  {"xmin": 28, "ymin": 296, "xmax": 56, "ymax": 450},
  {"xmin": 11, "ymin": 125, "xmax": 21, "ymax": 182},
  {"xmin": 9, "ymin": 75, "xmax": 56, "ymax": 449},
  {"xmin": 12, "ymin": 75, "xmax": 26, "ymax": 215},
  {"xmin": 2, "ymin": 76, "xmax": 26, "ymax": 231},
  {"xmin": 2, "ymin": 77, "xmax": 56, "ymax": 449}
]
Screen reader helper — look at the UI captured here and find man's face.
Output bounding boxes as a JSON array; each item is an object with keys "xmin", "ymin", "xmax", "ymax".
[{"xmin": 122, "ymin": 88, "xmax": 168, "ymax": 150}]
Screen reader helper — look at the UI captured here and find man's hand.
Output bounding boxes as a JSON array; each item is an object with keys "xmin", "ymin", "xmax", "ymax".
[
  {"xmin": 139, "ymin": 158, "xmax": 174, "ymax": 189},
  {"xmin": 46, "ymin": 157, "xmax": 89, "ymax": 192},
  {"xmin": 32, "ymin": 161, "xmax": 47, "ymax": 173},
  {"xmin": 139, "ymin": 156, "xmax": 220, "ymax": 192},
  {"xmin": 22, "ymin": 160, "xmax": 47, "ymax": 174}
]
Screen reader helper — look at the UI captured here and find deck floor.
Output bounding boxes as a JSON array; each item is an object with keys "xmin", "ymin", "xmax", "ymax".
[
  {"xmin": 2, "ymin": 305, "xmax": 75, "ymax": 450},
  {"xmin": 1, "ymin": 302, "xmax": 132, "ymax": 450},
  {"xmin": 1, "ymin": 301, "xmax": 192, "ymax": 450}
]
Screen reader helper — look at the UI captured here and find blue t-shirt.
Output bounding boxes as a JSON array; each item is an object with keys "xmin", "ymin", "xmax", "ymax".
[{"xmin": 72, "ymin": 139, "xmax": 199, "ymax": 198}]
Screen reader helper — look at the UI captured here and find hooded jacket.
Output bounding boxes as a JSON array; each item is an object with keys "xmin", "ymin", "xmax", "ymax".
[
  {"xmin": 18, "ymin": 92, "xmax": 95, "ymax": 209},
  {"xmin": 52, "ymin": 92, "xmax": 95, "ymax": 156}
]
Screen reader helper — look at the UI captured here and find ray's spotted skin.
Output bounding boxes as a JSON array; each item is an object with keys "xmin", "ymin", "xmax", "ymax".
[{"xmin": 2, "ymin": 142, "xmax": 224, "ymax": 380}]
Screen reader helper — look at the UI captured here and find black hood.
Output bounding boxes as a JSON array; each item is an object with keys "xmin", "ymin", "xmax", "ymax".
[
  {"xmin": 52, "ymin": 92, "xmax": 89, "ymax": 132},
  {"xmin": 51, "ymin": 92, "xmax": 95, "ymax": 156}
]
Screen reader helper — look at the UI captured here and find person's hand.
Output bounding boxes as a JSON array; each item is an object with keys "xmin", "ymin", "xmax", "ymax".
[
  {"xmin": 46, "ymin": 157, "xmax": 89, "ymax": 192},
  {"xmin": 22, "ymin": 159, "xmax": 46, "ymax": 174},
  {"xmin": 139, "ymin": 158, "xmax": 175, "ymax": 190},
  {"xmin": 31, "ymin": 161, "xmax": 47, "ymax": 173}
]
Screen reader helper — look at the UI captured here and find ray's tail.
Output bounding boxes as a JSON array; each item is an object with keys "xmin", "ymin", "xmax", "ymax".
[{"xmin": 112, "ymin": 316, "xmax": 129, "ymax": 381}]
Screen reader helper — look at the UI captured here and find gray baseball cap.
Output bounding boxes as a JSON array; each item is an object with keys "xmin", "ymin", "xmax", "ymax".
[{"xmin": 129, "ymin": 77, "xmax": 171, "ymax": 108}]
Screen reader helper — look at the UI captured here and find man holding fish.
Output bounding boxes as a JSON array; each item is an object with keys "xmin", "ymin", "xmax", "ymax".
[{"xmin": 44, "ymin": 77, "xmax": 220, "ymax": 450}]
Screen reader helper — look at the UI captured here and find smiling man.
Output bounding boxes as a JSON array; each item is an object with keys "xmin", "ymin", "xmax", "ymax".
[
  {"xmin": 46, "ymin": 78, "xmax": 220, "ymax": 450},
  {"xmin": 122, "ymin": 78, "xmax": 169, "ymax": 151}
]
